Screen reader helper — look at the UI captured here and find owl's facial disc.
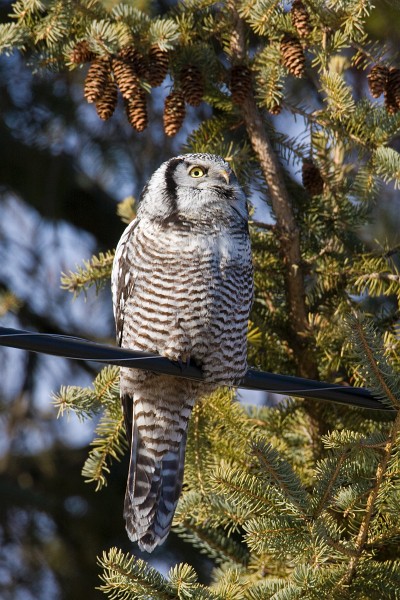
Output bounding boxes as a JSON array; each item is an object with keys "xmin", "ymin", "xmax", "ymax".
[{"xmin": 137, "ymin": 154, "xmax": 248, "ymax": 225}]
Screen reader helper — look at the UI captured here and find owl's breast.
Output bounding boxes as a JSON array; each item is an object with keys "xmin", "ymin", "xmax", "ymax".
[{"xmin": 120, "ymin": 220, "xmax": 252, "ymax": 381}]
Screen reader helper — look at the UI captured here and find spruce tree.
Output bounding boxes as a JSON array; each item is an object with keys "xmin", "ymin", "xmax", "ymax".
[{"xmin": 2, "ymin": 1, "xmax": 400, "ymax": 597}]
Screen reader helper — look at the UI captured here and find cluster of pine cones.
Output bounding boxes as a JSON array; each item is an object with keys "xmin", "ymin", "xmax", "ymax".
[
  {"xmin": 71, "ymin": 40, "xmax": 204, "ymax": 136},
  {"xmin": 164, "ymin": 65, "xmax": 204, "ymax": 136},
  {"xmin": 281, "ymin": 0, "xmax": 312, "ymax": 78},
  {"xmin": 367, "ymin": 64, "xmax": 400, "ymax": 115},
  {"xmin": 229, "ymin": 1, "xmax": 311, "ymax": 115}
]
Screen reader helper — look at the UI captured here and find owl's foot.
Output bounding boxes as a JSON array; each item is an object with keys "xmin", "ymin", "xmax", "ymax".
[
  {"xmin": 161, "ymin": 347, "xmax": 191, "ymax": 368},
  {"xmin": 176, "ymin": 354, "xmax": 192, "ymax": 371}
]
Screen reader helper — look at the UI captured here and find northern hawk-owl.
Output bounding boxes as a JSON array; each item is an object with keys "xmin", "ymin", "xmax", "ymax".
[{"xmin": 111, "ymin": 153, "xmax": 253, "ymax": 552}]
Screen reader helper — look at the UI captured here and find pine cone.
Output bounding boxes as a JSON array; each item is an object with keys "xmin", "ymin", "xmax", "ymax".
[
  {"xmin": 112, "ymin": 56, "xmax": 140, "ymax": 100},
  {"xmin": 367, "ymin": 64, "xmax": 389, "ymax": 98},
  {"xmin": 163, "ymin": 90, "xmax": 186, "ymax": 136},
  {"xmin": 70, "ymin": 40, "xmax": 95, "ymax": 64},
  {"xmin": 119, "ymin": 46, "xmax": 149, "ymax": 79},
  {"xmin": 302, "ymin": 159, "xmax": 324, "ymax": 196},
  {"xmin": 125, "ymin": 89, "xmax": 148, "ymax": 132},
  {"xmin": 386, "ymin": 67, "xmax": 400, "ymax": 114},
  {"xmin": 230, "ymin": 65, "xmax": 253, "ymax": 104},
  {"xmin": 147, "ymin": 45, "xmax": 169, "ymax": 87},
  {"xmin": 84, "ymin": 57, "xmax": 111, "ymax": 103},
  {"xmin": 180, "ymin": 65, "xmax": 204, "ymax": 106},
  {"xmin": 280, "ymin": 34, "xmax": 305, "ymax": 78},
  {"xmin": 291, "ymin": 0, "xmax": 312, "ymax": 39},
  {"xmin": 96, "ymin": 76, "xmax": 118, "ymax": 121}
]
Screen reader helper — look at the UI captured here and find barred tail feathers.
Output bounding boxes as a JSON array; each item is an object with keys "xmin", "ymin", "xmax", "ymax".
[{"xmin": 123, "ymin": 392, "xmax": 192, "ymax": 552}]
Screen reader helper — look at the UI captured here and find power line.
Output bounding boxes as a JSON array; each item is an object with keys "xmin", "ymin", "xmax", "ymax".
[{"xmin": 0, "ymin": 326, "xmax": 392, "ymax": 412}]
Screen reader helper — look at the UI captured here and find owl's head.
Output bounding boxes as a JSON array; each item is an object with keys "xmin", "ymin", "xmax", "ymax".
[{"xmin": 137, "ymin": 153, "xmax": 248, "ymax": 226}]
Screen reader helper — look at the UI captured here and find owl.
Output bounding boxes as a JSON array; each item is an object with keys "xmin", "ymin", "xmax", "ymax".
[{"xmin": 111, "ymin": 153, "xmax": 253, "ymax": 552}]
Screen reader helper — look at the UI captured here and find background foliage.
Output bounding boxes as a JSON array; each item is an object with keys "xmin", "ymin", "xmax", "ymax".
[{"xmin": 1, "ymin": 0, "xmax": 400, "ymax": 598}]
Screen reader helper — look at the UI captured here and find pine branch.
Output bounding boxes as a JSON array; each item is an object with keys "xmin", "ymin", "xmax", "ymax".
[
  {"xmin": 0, "ymin": 289, "xmax": 22, "ymax": 317},
  {"xmin": 352, "ymin": 249, "xmax": 400, "ymax": 303},
  {"xmin": 97, "ymin": 548, "xmax": 174, "ymax": 600},
  {"xmin": 52, "ymin": 384, "xmax": 100, "ymax": 419},
  {"xmin": 116, "ymin": 196, "xmax": 136, "ymax": 224},
  {"xmin": 0, "ymin": 21, "xmax": 28, "ymax": 54},
  {"xmin": 350, "ymin": 561, "xmax": 400, "ymax": 599},
  {"xmin": 374, "ymin": 146, "xmax": 400, "ymax": 189},
  {"xmin": 174, "ymin": 520, "xmax": 249, "ymax": 566},
  {"xmin": 98, "ymin": 548, "xmax": 222, "ymax": 600},
  {"xmin": 168, "ymin": 563, "xmax": 218, "ymax": 600},
  {"xmin": 312, "ymin": 452, "xmax": 350, "ymax": 518},
  {"xmin": 320, "ymin": 70, "xmax": 355, "ymax": 121},
  {"xmin": 82, "ymin": 409, "xmax": 127, "ymax": 490},
  {"xmin": 61, "ymin": 250, "xmax": 115, "ymax": 297},
  {"xmin": 52, "ymin": 365, "xmax": 120, "ymax": 418},
  {"xmin": 211, "ymin": 461, "xmax": 296, "ymax": 518},
  {"xmin": 250, "ymin": 438, "xmax": 311, "ymax": 515},
  {"xmin": 349, "ymin": 315, "xmax": 400, "ymax": 410},
  {"xmin": 244, "ymin": 514, "xmax": 309, "ymax": 557},
  {"xmin": 211, "ymin": 566, "xmax": 249, "ymax": 599},
  {"xmin": 356, "ymin": 272, "xmax": 400, "ymax": 286},
  {"xmin": 311, "ymin": 430, "xmax": 386, "ymax": 522},
  {"xmin": 244, "ymin": 578, "xmax": 288, "ymax": 599}
]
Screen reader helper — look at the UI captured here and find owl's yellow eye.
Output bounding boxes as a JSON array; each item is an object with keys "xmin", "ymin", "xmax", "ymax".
[{"xmin": 189, "ymin": 166, "xmax": 205, "ymax": 178}]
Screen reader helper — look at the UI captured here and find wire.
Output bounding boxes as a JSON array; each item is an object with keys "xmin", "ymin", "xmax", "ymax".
[{"xmin": 0, "ymin": 326, "xmax": 393, "ymax": 413}]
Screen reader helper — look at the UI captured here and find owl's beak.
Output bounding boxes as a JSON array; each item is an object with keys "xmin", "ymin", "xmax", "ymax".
[{"xmin": 219, "ymin": 170, "xmax": 230, "ymax": 185}]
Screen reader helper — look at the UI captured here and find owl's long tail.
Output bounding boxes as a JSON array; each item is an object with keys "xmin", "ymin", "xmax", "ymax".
[{"xmin": 122, "ymin": 390, "xmax": 194, "ymax": 552}]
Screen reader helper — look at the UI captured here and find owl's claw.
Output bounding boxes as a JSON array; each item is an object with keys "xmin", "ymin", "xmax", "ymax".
[{"xmin": 176, "ymin": 354, "xmax": 191, "ymax": 371}]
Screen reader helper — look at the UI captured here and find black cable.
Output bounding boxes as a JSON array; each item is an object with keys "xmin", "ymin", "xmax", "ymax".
[{"xmin": 0, "ymin": 326, "xmax": 393, "ymax": 412}]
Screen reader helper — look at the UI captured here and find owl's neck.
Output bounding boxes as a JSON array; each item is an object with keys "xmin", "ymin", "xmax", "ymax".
[{"xmin": 158, "ymin": 213, "xmax": 248, "ymax": 233}]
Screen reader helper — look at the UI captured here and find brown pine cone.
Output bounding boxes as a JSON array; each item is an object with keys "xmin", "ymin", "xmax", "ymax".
[
  {"xmin": 291, "ymin": 0, "xmax": 312, "ymax": 39},
  {"xmin": 84, "ymin": 57, "xmax": 111, "ymax": 103},
  {"xmin": 367, "ymin": 64, "xmax": 389, "ymax": 98},
  {"xmin": 112, "ymin": 56, "xmax": 140, "ymax": 100},
  {"xmin": 125, "ymin": 89, "xmax": 148, "ymax": 132},
  {"xmin": 119, "ymin": 46, "xmax": 149, "ymax": 79},
  {"xmin": 280, "ymin": 34, "xmax": 305, "ymax": 78},
  {"xmin": 70, "ymin": 40, "xmax": 95, "ymax": 64},
  {"xmin": 147, "ymin": 45, "xmax": 169, "ymax": 87},
  {"xmin": 386, "ymin": 67, "xmax": 400, "ymax": 114},
  {"xmin": 96, "ymin": 76, "xmax": 118, "ymax": 121},
  {"xmin": 163, "ymin": 90, "xmax": 186, "ymax": 136},
  {"xmin": 180, "ymin": 65, "xmax": 204, "ymax": 106},
  {"xmin": 230, "ymin": 65, "xmax": 253, "ymax": 104},
  {"xmin": 302, "ymin": 159, "xmax": 324, "ymax": 196}
]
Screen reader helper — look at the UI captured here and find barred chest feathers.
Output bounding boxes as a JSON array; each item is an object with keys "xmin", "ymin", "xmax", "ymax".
[{"xmin": 111, "ymin": 153, "xmax": 253, "ymax": 552}]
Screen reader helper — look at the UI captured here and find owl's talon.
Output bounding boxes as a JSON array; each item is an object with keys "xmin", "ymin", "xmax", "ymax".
[{"xmin": 176, "ymin": 355, "xmax": 191, "ymax": 371}]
